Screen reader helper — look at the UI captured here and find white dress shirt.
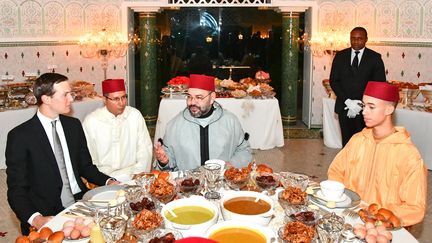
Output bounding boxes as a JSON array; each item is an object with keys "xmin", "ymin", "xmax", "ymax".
[{"xmin": 351, "ymin": 47, "xmax": 365, "ymax": 66}]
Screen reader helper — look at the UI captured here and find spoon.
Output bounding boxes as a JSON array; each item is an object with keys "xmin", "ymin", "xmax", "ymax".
[
  {"xmin": 308, "ymin": 193, "xmax": 337, "ymax": 209},
  {"xmin": 306, "ymin": 187, "xmax": 337, "ymax": 208},
  {"xmin": 254, "ymin": 191, "xmax": 268, "ymax": 203},
  {"xmin": 166, "ymin": 208, "xmax": 178, "ymax": 218}
]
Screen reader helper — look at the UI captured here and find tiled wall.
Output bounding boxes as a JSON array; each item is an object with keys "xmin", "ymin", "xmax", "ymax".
[
  {"xmin": 0, "ymin": 0, "xmax": 125, "ymax": 93},
  {"xmin": 0, "ymin": 44, "xmax": 127, "ymax": 93},
  {"xmin": 1, "ymin": 0, "xmax": 431, "ymax": 126},
  {"xmin": 0, "ymin": 0, "xmax": 122, "ymax": 38}
]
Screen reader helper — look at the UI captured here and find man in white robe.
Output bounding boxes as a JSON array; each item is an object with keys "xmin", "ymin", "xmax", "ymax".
[{"xmin": 83, "ymin": 79, "xmax": 153, "ymax": 179}]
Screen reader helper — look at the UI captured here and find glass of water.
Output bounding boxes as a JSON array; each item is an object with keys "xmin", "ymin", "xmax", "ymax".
[
  {"xmin": 203, "ymin": 163, "xmax": 221, "ymax": 200},
  {"xmin": 99, "ymin": 214, "xmax": 127, "ymax": 243}
]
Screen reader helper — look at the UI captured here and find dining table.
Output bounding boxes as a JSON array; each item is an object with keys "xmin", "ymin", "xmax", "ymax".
[
  {"xmin": 322, "ymin": 97, "xmax": 432, "ymax": 170},
  {"xmin": 0, "ymin": 97, "xmax": 104, "ymax": 169},
  {"xmin": 43, "ymin": 176, "xmax": 419, "ymax": 243},
  {"xmin": 154, "ymin": 97, "xmax": 285, "ymax": 150}
]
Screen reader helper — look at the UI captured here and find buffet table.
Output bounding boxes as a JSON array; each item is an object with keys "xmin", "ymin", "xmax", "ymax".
[
  {"xmin": 322, "ymin": 97, "xmax": 432, "ymax": 169},
  {"xmin": 0, "ymin": 97, "xmax": 104, "ymax": 169},
  {"xmin": 154, "ymin": 98, "xmax": 284, "ymax": 150}
]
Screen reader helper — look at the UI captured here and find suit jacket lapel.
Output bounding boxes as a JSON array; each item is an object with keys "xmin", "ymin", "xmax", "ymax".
[
  {"xmin": 358, "ymin": 48, "xmax": 371, "ymax": 69},
  {"xmin": 29, "ymin": 115, "xmax": 60, "ymax": 171}
]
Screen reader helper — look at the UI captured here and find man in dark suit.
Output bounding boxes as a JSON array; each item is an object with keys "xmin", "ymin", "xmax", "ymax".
[
  {"xmin": 330, "ymin": 27, "xmax": 386, "ymax": 146},
  {"xmin": 6, "ymin": 73, "xmax": 117, "ymax": 235}
]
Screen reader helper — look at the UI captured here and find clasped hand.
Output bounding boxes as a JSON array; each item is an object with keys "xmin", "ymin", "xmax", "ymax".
[
  {"xmin": 154, "ymin": 141, "xmax": 169, "ymax": 165},
  {"xmin": 344, "ymin": 99, "xmax": 363, "ymax": 118}
]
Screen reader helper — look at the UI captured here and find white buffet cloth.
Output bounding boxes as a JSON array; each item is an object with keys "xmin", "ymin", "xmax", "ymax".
[
  {"xmin": 155, "ymin": 98, "xmax": 284, "ymax": 150},
  {"xmin": 322, "ymin": 97, "xmax": 432, "ymax": 170},
  {"xmin": 0, "ymin": 97, "xmax": 104, "ymax": 169}
]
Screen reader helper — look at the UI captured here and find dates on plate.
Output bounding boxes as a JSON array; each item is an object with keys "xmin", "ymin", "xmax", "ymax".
[
  {"xmin": 129, "ymin": 197, "xmax": 155, "ymax": 211},
  {"xmin": 148, "ymin": 232, "xmax": 175, "ymax": 243}
]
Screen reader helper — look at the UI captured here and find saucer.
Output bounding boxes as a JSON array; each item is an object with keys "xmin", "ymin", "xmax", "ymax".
[
  {"xmin": 316, "ymin": 190, "xmax": 347, "ymax": 202},
  {"xmin": 309, "ymin": 188, "xmax": 360, "ymax": 209}
]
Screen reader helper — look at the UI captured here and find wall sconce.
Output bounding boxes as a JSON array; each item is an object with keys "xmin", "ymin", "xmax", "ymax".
[
  {"xmin": 206, "ymin": 36, "xmax": 213, "ymax": 43},
  {"xmin": 130, "ymin": 33, "xmax": 141, "ymax": 52},
  {"xmin": 303, "ymin": 30, "xmax": 350, "ymax": 57},
  {"xmin": 79, "ymin": 28, "xmax": 130, "ymax": 79},
  {"xmin": 238, "ymin": 33, "xmax": 243, "ymax": 40}
]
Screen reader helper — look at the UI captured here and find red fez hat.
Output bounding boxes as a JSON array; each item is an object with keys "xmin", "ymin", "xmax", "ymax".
[
  {"xmin": 364, "ymin": 81, "xmax": 399, "ymax": 102},
  {"xmin": 175, "ymin": 237, "xmax": 217, "ymax": 243},
  {"xmin": 102, "ymin": 79, "xmax": 125, "ymax": 94},
  {"xmin": 188, "ymin": 74, "xmax": 215, "ymax": 92}
]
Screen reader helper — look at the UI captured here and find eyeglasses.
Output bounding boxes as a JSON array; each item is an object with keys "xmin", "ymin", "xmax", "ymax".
[
  {"xmin": 105, "ymin": 94, "xmax": 128, "ymax": 102},
  {"xmin": 185, "ymin": 92, "xmax": 212, "ymax": 102}
]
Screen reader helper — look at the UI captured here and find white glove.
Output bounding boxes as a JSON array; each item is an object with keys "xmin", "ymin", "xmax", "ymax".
[
  {"xmin": 344, "ymin": 99, "xmax": 363, "ymax": 118},
  {"xmin": 346, "ymin": 109, "xmax": 358, "ymax": 118}
]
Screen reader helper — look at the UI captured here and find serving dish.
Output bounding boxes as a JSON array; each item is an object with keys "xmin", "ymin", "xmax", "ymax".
[
  {"xmin": 220, "ymin": 190, "xmax": 274, "ymax": 226},
  {"xmin": 82, "ymin": 185, "xmax": 126, "ymax": 208},
  {"xmin": 308, "ymin": 188, "xmax": 360, "ymax": 209},
  {"xmin": 206, "ymin": 220, "xmax": 276, "ymax": 243},
  {"xmin": 161, "ymin": 196, "xmax": 219, "ymax": 237}
]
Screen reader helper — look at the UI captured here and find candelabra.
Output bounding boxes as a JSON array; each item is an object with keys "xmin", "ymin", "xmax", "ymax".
[{"xmin": 79, "ymin": 28, "xmax": 130, "ymax": 79}]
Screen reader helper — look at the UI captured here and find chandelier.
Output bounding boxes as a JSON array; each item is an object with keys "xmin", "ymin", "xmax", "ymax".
[
  {"xmin": 303, "ymin": 30, "xmax": 350, "ymax": 57},
  {"xmin": 79, "ymin": 28, "xmax": 130, "ymax": 79}
]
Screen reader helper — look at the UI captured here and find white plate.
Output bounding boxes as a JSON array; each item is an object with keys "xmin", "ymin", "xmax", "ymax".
[
  {"xmin": 82, "ymin": 185, "xmax": 126, "ymax": 208},
  {"xmin": 316, "ymin": 190, "xmax": 348, "ymax": 202},
  {"xmin": 309, "ymin": 188, "xmax": 360, "ymax": 209}
]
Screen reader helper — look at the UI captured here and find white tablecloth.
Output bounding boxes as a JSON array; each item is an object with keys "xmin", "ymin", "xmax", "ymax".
[
  {"xmin": 154, "ymin": 98, "xmax": 284, "ymax": 150},
  {"xmin": 44, "ymin": 197, "xmax": 418, "ymax": 243},
  {"xmin": 322, "ymin": 97, "xmax": 432, "ymax": 169},
  {"xmin": 0, "ymin": 97, "xmax": 104, "ymax": 169}
]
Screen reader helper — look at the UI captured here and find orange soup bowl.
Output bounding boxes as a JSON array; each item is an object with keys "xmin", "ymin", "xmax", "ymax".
[
  {"xmin": 220, "ymin": 191, "xmax": 274, "ymax": 226},
  {"xmin": 206, "ymin": 220, "xmax": 276, "ymax": 243}
]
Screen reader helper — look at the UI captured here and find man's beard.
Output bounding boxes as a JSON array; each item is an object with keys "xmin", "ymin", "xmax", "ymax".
[{"xmin": 188, "ymin": 104, "xmax": 211, "ymax": 118}]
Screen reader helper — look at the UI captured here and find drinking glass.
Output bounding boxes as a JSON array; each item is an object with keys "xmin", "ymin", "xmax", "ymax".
[
  {"xmin": 134, "ymin": 173, "xmax": 155, "ymax": 193},
  {"xmin": 99, "ymin": 214, "xmax": 127, "ymax": 243},
  {"xmin": 203, "ymin": 163, "xmax": 221, "ymax": 200}
]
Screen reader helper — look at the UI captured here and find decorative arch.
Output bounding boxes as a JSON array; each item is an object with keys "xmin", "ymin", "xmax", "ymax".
[
  {"xmin": 44, "ymin": 1, "xmax": 65, "ymax": 35},
  {"xmin": 65, "ymin": 2, "xmax": 84, "ymax": 35},
  {"xmin": 0, "ymin": 0, "xmax": 19, "ymax": 36},
  {"xmin": 20, "ymin": 0, "xmax": 42, "ymax": 35}
]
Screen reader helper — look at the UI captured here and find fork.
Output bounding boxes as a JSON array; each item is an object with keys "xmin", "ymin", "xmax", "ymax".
[{"xmin": 342, "ymin": 205, "xmax": 361, "ymax": 220}]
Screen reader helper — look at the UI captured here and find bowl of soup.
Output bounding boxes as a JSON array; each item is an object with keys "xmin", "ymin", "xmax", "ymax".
[
  {"xmin": 206, "ymin": 220, "xmax": 276, "ymax": 243},
  {"xmin": 220, "ymin": 191, "xmax": 274, "ymax": 226},
  {"xmin": 161, "ymin": 196, "xmax": 218, "ymax": 237}
]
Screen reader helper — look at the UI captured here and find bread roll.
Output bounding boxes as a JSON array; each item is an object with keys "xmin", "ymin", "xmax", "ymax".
[
  {"xmin": 48, "ymin": 231, "xmax": 64, "ymax": 243},
  {"xmin": 38, "ymin": 227, "xmax": 53, "ymax": 240},
  {"xmin": 256, "ymin": 164, "xmax": 273, "ymax": 174},
  {"xmin": 368, "ymin": 203, "xmax": 380, "ymax": 215},
  {"xmin": 15, "ymin": 236, "xmax": 30, "ymax": 243},
  {"xmin": 377, "ymin": 208, "xmax": 394, "ymax": 220},
  {"xmin": 388, "ymin": 215, "xmax": 401, "ymax": 228},
  {"xmin": 375, "ymin": 213, "xmax": 387, "ymax": 222},
  {"xmin": 358, "ymin": 209, "xmax": 369, "ymax": 219}
]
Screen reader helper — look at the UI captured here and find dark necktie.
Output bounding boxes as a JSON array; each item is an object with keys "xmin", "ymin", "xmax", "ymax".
[
  {"xmin": 52, "ymin": 120, "xmax": 75, "ymax": 207},
  {"xmin": 352, "ymin": 51, "xmax": 360, "ymax": 69}
]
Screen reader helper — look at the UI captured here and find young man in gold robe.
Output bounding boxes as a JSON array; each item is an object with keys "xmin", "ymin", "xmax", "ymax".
[{"xmin": 328, "ymin": 81, "xmax": 427, "ymax": 226}]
